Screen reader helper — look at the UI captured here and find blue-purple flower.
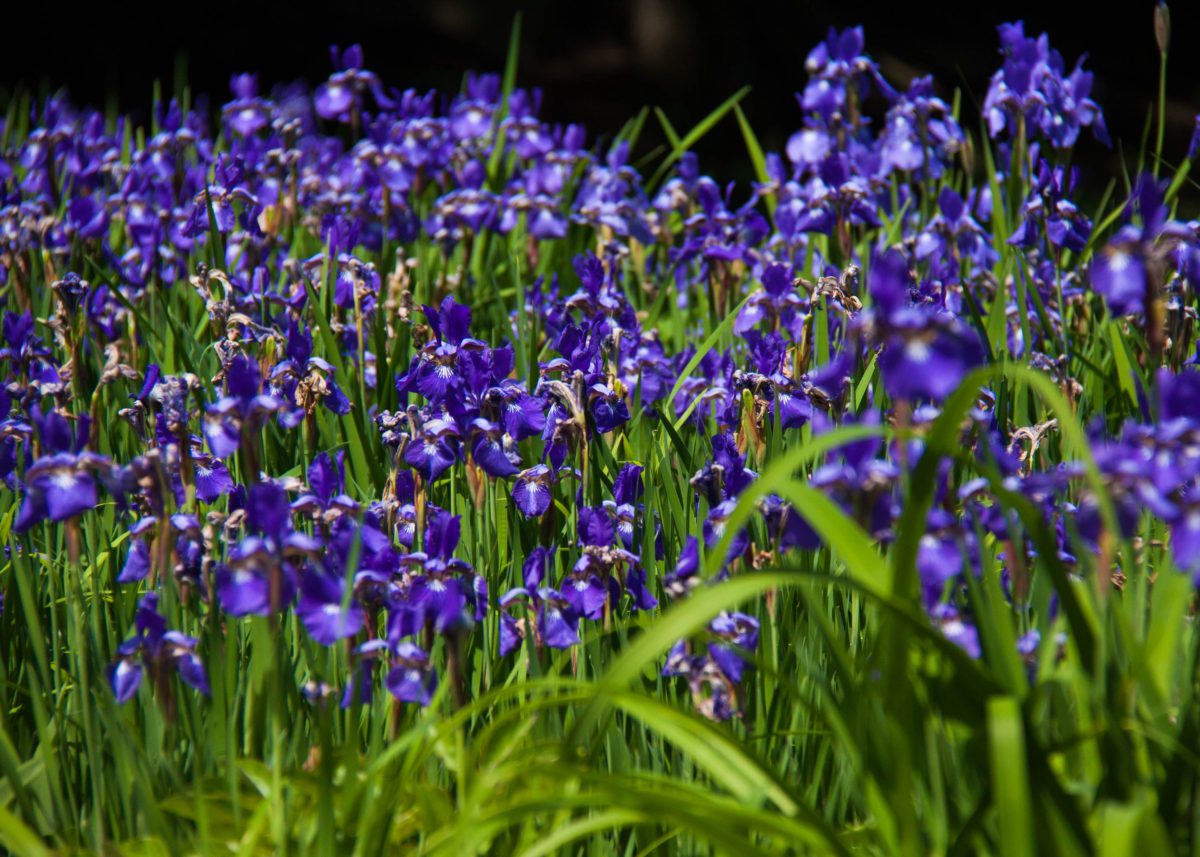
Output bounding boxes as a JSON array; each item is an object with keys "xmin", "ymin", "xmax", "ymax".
[{"xmin": 109, "ymin": 592, "xmax": 209, "ymax": 703}]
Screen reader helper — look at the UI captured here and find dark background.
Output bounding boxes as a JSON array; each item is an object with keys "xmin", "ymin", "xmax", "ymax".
[{"xmin": 3, "ymin": 1, "xmax": 1197, "ymax": 186}]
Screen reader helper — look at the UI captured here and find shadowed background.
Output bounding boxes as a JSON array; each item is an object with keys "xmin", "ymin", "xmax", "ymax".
[{"xmin": 3, "ymin": 1, "xmax": 1197, "ymax": 187}]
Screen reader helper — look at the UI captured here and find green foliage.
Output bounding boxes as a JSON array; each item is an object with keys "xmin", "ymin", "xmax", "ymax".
[{"xmin": 1, "ymin": 19, "xmax": 1199, "ymax": 857}]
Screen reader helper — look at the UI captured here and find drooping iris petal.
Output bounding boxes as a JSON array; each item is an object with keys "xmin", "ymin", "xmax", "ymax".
[
  {"xmin": 499, "ymin": 613, "xmax": 523, "ymax": 657},
  {"xmin": 39, "ymin": 466, "xmax": 97, "ymax": 522},
  {"xmin": 512, "ymin": 465, "xmax": 552, "ymax": 518},
  {"xmin": 307, "ymin": 453, "xmax": 339, "ymax": 506},
  {"xmin": 404, "ymin": 434, "xmax": 457, "ymax": 483},
  {"xmin": 385, "ymin": 644, "xmax": 438, "ymax": 706},
  {"xmin": 880, "ymin": 326, "xmax": 983, "ymax": 402},
  {"xmin": 502, "ymin": 393, "xmax": 547, "ymax": 441},
  {"xmin": 472, "ymin": 436, "xmax": 520, "ymax": 477},
  {"xmin": 578, "ymin": 506, "xmax": 614, "ymax": 547},
  {"xmin": 1171, "ymin": 510, "xmax": 1200, "ymax": 578},
  {"xmin": 322, "ymin": 379, "xmax": 352, "ymax": 415},
  {"xmin": 216, "ymin": 568, "xmax": 271, "ymax": 617},
  {"xmin": 917, "ymin": 535, "xmax": 963, "ymax": 605},
  {"xmin": 538, "ymin": 602, "xmax": 580, "ymax": 649},
  {"xmin": 203, "ymin": 414, "xmax": 242, "ymax": 458},
  {"xmin": 523, "ymin": 547, "xmax": 551, "ymax": 589},
  {"xmin": 612, "ymin": 464, "xmax": 644, "ymax": 506},
  {"xmin": 194, "ymin": 457, "xmax": 234, "ymax": 502},
  {"xmin": 1091, "ymin": 245, "xmax": 1147, "ymax": 316},
  {"xmin": 297, "ymin": 573, "xmax": 364, "ymax": 645},
  {"xmin": 109, "ymin": 658, "xmax": 143, "ymax": 703},
  {"xmin": 118, "ymin": 538, "xmax": 152, "ymax": 584},
  {"xmin": 424, "ymin": 509, "xmax": 461, "ymax": 559},
  {"xmin": 246, "ymin": 482, "xmax": 291, "ymax": 538},
  {"xmin": 315, "ymin": 80, "xmax": 355, "ymax": 120},
  {"xmin": 172, "ymin": 651, "xmax": 211, "ymax": 695},
  {"xmin": 384, "ymin": 665, "xmax": 437, "ymax": 705},
  {"xmin": 708, "ymin": 643, "xmax": 747, "ymax": 684},
  {"xmin": 590, "ymin": 392, "xmax": 630, "ymax": 434},
  {"xmin": 934, "ymin": 606, "xmax": 981, "ymax": 658},
  {"xmin": 564, "ymin": 573, "xmax": 608, "ymax": 620},
  {"xmin": 734, "ymin": 300, "xmax": 767, "ymax": 335},
  {"xmin": 625, "ymin": 567, "xmax": 658, "ymax": 611}
]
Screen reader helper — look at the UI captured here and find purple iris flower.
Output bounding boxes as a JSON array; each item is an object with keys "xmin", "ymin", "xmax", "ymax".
[
  {"xmin": 1090, "ymin": 175, "xmax": 1193, "ymax": 317},
  {"xmin": 215, "ymin": 482, "xmax": 321, "ymax": 617},
  {"xmin": 315, "ymin": 45, "xmax": 394, "ymax": 123},
  {"xmin": 118, "ymin": 515, "xmax": 206, "ymax": 586},
  {"xmin": 691, "ymin": 434, "xmax": 758, "ymax": 506},
  {"xmin": 291, "ymin": 452, "xmax": 359, "ymax": 523},
  {"xmin": 183, "ymin": 156, "xmax": 257, "ymax": 237},
  {"xmin": 571, "ymin": 141, "xmax": 653, "ymax": 241},
  {"xmin": 222, "ymin": 73, "xmax": 273, "ymax": 137},
  {"xmin": 492, "ymin": 385, "xmax": 547, "ymax": 442},
  {"xmin": 14, "ymin": 408, "xmax": 110, "ymax": 532},
  {"xmin": 268, "ymin": 323, "xmax": 352, "ymax": 419},
  {"xmin": 772, "ymin": 375, "xmax": 817, "ymax": 429},
  {"xmin": 1171, "ymin": 508, "xmax": 1200, "ymax": 579},
  {"xmin": 449, "ymin": 98, "xmax": 494, "ymax": 142},
  {"xmin": 588, "ymin": 383, "xmax": 631, "ymax": 434},
  {"xmin": 930, "ymin": 604, "xmax": 981, "ymax": 658},
  {"xmin": 498, "ymin": 550, "xmax": 581, "ymax": 655},
  {"xmin": 446, "ymin": 341, "xmax": 547, "ymax": 445},
  {"xmin": 571, "ymin": 505, "xmax": 655, "ymax": 613},
  {"xmin": 500, "ymin": 586, "xmax": 581, "ymax": 656},
  {"xmin": 663, "ymin": 537, "xmax": 702, "ymax": 600},
  {"xmin": 735, "ymin": 264, "xmax": 807, "ymax": 337},
  {"xmin": 468, "ymin": 418, "xmax": 522, "ymax": 478},
  {"xmin": 384, "ymin": 642, "xmax": 438, "ymax": 706},
  {"xmin": 562, "ymin": 566, "xmax": 611, "ymax": 621},
  {"xmin": 801, "ymin": 26, "xmax": 896, "ymax": 122},
  {"xmin": 67, "ymin": 194, "xmax": 109, "ymax": 241},
  {"xmin": 877, "ymin": 318, "xmax": 985, "ymax": 402},
  {"xmin": 983, "ymin": 22, "xmax": 1109, "ymax": 149},
  {"xmin": 870, "ymin": 249, "xmax": 985, "ymax": 402},
  {"xmin": 296, "ymin": 570, "xmax": 364, "ymax": 645},
  {"xmin": 396, "ymin": 508, "xmax": 482, "ymax": 633},
  {"xmin": 512, "ymin": 464, "xmax": 554, "ymax": 518},
  {"xmin": 109, "ymin": 592, "xmax": 209, "ymax": 703},
  {"xmin": 118, "ymin": 519, "xmax": 156, "ymax": 584},
  {"xmin": 1009, "ymin": 160, "xmax": 1092, "ymax": 253},
  {"xmin": 915, "ymin": 186, "xmax": 998, "ymax": 270},
  {"xmin": 579, "ymin": 506, "xmax": 615, "ymax": 547},
  {"xmin": 601, "ymin": 499, "xmax": 639, "ymax": 551},
  {"xmin": 204, "ymin": 354, "xmax": 290, "ymax": 458},
  {"xmin": 0, "ymin": 310, "xmax": 55, "ymax": 385},
  {"xmin": 707, "ymin": 611, "xmax": 760, "ymax": 684},
  {"xmin": 193, "ymin": 448, "xmax": 235, "ymax": 503},
  {"xmin": 761, "ymin": 494, "xmax": 821, "ymax": 553},
  {"xmin": 403, "ymin": 412, "xmax": 461, "ymax": 483},
  {"xmin": 703, "ymin": 499, "xmax": 750, "ymax": 563},
  {"xmin": 917, "ymin": 527, "xmax": 966, "ymax": 608},
  {"xmin": 341, "ymin": 639, "xmax": 389, "ymax": 708},
  {"xmin": 878, "ymin": 76, "xmax": 963, "ymax": 178},
  {"xmin": 395, "ymin": 296, "xmax": 477, "ymax": 406},
  {"xmin": 662, "ymin": 609, "xmax": 760, "ymax": 722}
]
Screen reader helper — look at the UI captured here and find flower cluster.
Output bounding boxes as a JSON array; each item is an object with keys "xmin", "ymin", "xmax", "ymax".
[{"xmin": 2, "ymin": 22, "xmax": 1199, "ymax": 730}]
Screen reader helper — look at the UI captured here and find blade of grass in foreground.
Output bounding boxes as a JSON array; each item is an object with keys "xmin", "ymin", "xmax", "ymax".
[{"xmin": 988, "ymin": 696, "xmax": 1034, "ymax": 857}]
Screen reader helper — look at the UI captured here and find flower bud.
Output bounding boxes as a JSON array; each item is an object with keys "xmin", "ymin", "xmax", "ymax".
[{"xmin": 1155, "ymin": 2, "xmax": 1170, "ymax": 55}]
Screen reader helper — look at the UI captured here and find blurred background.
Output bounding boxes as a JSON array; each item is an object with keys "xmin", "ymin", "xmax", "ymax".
[{"xmin": 2, "ymin": 1, "xmax": 1196, "ymax": 185}]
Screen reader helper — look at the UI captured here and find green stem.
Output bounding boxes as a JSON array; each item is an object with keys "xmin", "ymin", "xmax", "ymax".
[{"xmin": 1154, "ymin": 50, "xmax": 1168, "ymax": 177}]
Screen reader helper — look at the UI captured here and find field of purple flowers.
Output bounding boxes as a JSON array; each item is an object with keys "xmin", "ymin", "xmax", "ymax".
[{"xmin": 1, "ymin": 10, "xmax": 1199, "ymax": 855}]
